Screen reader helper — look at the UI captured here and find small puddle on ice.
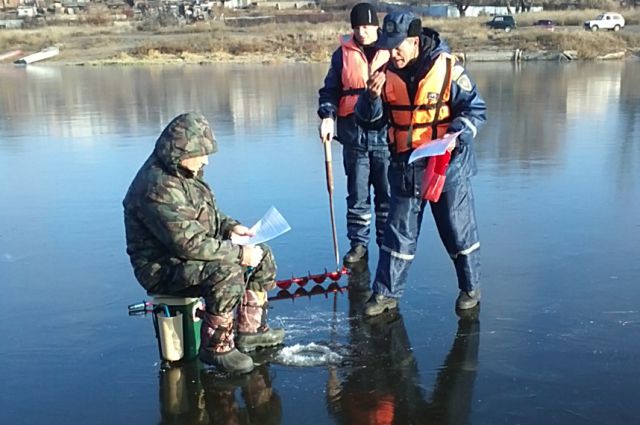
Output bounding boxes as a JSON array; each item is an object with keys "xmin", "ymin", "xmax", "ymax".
[{"xmin": 274, "ymin": 342, "xmax": 342, "ymax": 367}]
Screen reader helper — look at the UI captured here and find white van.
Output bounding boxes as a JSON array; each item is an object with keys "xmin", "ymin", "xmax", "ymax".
[{"xmin": 584, "ymin": 12, "xmax": 625, "ymax": 32}]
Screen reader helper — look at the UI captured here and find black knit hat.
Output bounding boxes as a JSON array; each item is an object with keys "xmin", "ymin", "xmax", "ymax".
[{"xmin": 350, "ymin": 2, "xmax": 379, "ymax": 28}]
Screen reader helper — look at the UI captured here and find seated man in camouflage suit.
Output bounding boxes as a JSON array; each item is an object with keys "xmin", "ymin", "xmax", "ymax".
[{"xmin": 123, "ymin": 112, "xmax": 284, "ymax": 374}]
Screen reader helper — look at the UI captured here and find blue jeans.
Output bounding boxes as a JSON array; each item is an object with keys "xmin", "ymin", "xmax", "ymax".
[
  {"xmin": 373, "ymin": 159, "xmax": 480, "ymax": 298},
  {"xmin": 342, "ymin": 146, "xmax": 390, "ymax": 248}
]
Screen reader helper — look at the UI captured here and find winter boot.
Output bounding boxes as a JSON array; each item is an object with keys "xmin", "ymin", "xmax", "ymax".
[
  {"xmin": 343, "ymin": 244, "xmax": 368, "ymax": 264},
  {"xmin": 235, "ymin": 290, "xmax": 285, "ymax": 352},
  {"xmin": 364, "ymin": 294, "xmax": 398, "ymax": 317},
  {"xmin": 455, "ymin": 289, "xmax": 481, "ymax": 311},
  {"xmin": 197, "ymin": 310, "xmax": 254, "ymax": 374}
]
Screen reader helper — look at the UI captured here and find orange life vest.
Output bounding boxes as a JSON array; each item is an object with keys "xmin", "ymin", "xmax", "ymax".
[
  {"xmin": 383, "ymin": 53, "xmax": 454, "ymax": 153},
  {"xmin": 337, "ymin": 35, "xmax": 390, "ymax": 117},
  {"xmin": 344, "ymin": 392, "xmax": 395, "ymax": 425}
]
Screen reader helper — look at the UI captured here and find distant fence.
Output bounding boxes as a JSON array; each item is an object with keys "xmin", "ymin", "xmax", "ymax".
[
  {"xmin": 223, "ymin": 11, "xmax": 341, "ymax": 27},
  {"xmin": 0, "ymin": 19, "xmax": 22, "ymax": 28},
  {"xmin": 380, "ymin": 2, "xmax": 543, "ymax": 17}
]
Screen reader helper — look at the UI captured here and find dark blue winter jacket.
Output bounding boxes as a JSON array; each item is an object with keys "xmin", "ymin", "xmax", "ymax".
[
  {"xmin": 355, "ymin": 28, "xmax": 487, "ymax": 189},
  {"xmin": 318, "ymin": 39, "xmax": 389, "ymax": 152}
]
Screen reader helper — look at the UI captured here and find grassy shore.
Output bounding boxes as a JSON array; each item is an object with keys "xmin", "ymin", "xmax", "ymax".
[{"xmin": 1, "ymin": 9, "xmax": 640, "ymax": 65}]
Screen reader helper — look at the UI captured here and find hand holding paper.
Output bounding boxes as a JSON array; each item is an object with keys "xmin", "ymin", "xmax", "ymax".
[
  {"xmin": 230, "ymin": 224, "xmax": 254, "ymax": 238},
  {"xmin": 408, "ymin": 131, "xmax": 462, "ymax": 164},
  {"xmin": 230, "ymin": 206, "xmax": 291, "ymax": 246}
]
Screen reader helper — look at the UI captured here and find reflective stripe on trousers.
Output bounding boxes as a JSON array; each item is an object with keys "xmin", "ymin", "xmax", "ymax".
[
  {"xmin": 373, "ymin": 176, "xmax": 480, "ymax": 298},
  {"xmin": 343, "ymin": 146, "xmax": 390, "ymax": 247}
]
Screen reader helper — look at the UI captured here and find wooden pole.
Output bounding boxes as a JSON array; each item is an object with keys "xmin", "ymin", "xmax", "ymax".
[{"xmin": 323, "ymin": 135, "xmax": 340, "ymax": 270}]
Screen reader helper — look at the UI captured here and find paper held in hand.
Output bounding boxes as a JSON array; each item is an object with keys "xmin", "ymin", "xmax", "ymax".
[
  {"xmin": 408, "ymin": 131, "xmax": 462, "ymax": 164},
  {"xmin": 230, "ymin": 206, "xmax": 292, "ymax": 246}
]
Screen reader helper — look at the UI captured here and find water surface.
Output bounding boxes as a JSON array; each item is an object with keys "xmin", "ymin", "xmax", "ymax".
[{"xmin": 1, "ymin": 61, "xmax": 639, "ymax": 425}]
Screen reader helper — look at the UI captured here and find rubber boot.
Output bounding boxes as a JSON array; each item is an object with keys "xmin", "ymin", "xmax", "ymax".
[
  {"xmin": 364, "ymin": 294, "xmax": 398, "ymax": 317},
  {"xmin": 197, "ymin": 310, "xmax": 254, "ymax": 374},
  {"xmin": 235, "ymin": 290, "xmax": 285, "ymax": 352},
  {"xmin": 455, "ymin": 289, "xmax": 481, "ymax": 311},
  {"xmin": 343, "ymin": 244, "xmax": 368, "ymax": 264}
]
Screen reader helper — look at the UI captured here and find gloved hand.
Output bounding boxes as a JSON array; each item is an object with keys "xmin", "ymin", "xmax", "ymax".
[
  {"xmin": 319, "ymin": 118, "xmax": 335, "ymax": 143},
  {"xmin": 366, "ymin": 70, "xmax": 386, "ymax": 99}
]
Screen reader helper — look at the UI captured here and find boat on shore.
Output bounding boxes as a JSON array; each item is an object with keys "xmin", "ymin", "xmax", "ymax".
[
  {"xmin": 0, "ymin": 50, "xmax": 23, "ymax": 62},
  {"xmin": 14, "ymin": 46, "xmax": 59, "ymax": 65}
]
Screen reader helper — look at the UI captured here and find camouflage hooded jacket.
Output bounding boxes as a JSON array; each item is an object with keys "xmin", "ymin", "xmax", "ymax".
[{"xmin": 123, "ymin": 113, "xmax": 242, "ymax": 292}]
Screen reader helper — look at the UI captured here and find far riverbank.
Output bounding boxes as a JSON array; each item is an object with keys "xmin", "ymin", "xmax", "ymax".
[{"xmin": 1, "ymin": 9, "xmax": 640, "ymax": 65}]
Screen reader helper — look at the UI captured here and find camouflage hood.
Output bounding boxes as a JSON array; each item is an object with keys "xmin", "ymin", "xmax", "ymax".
[{"xmin": 154, "ymin": 112, "xmax": 218, "ymax": 174}]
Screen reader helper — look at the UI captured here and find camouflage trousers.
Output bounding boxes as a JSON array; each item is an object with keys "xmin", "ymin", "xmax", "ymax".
[{"xmin": 161, "ymin": 243, "xmax": 277, "ymax": 314}]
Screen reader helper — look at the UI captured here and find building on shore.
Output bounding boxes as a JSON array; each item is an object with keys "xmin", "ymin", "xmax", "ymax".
[
  {"xmin": 381, "ymin": 2, "xmax": 542, "ymax": 18},
  {"xmin": 1, "ymin": 0, "xmax": 21, "ymax": 10}
]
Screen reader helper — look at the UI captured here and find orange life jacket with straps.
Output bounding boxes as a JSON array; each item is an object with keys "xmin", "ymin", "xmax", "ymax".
[
  {"xmin": 383, "ymin": 53, "xmax": 454, "ymax": 153},
  {"xmin": 337, "ymin": 35, "xmax": 390, "ymax": 118}
]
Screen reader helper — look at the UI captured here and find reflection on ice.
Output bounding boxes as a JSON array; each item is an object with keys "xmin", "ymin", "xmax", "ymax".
[{"xmin": 1, "ymin": 62, "xmax": 640, "ymax": 424}]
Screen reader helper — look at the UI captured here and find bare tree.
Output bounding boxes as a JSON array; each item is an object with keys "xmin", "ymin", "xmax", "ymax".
[
  {"xmin": 505, "ymin": 0, "xmax": 513, "ymax": 15},
  {"xmin": 451, "ymin": 0, "xmax": 471, "ymax": 17},
  {"xmin": 515, "ymin": 0, "xmax": 533, "ymax": 12}
]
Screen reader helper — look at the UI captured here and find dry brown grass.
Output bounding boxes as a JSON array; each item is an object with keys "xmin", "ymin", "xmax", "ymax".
[
  {"xmin": 499, "ymin": 8, "xmax": 640, "ymax": 26},
  {"xmin": 83, "ymin": 4, "xmax": 113, "ymax": 26},
  {"xmin": 507, "ymin": 31, "xmax": 629, "ymax": 58},
  {"xmin": 0, "ymin": 28, "xmax": 63, "ymax": 52},
  {"xmin": 426, "ymin": 9, "xmax": 640, "ymax": 57},
  {"xmin": 2, "ymin": 9, "xmax": 639, "ymax": 64},
  {"xmin": 426, "ymin": 9, "xmax": 640, "ymax": 32}
]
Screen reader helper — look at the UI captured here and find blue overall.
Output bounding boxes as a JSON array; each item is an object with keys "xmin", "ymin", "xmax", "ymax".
[
  {"xmin": 373, "ymin": 154, "xmax": 481, "ymax": 298},
  {"xmin": 318, "ymin": 40, "xmax": 390, "ymax": 249},
  {"xmin": 341, "ymin": 119, "xmax": 390, "ymax": 248},
  {"xmin": 355, "ymin": 28, "xmax": 486, "ymax": 298}
]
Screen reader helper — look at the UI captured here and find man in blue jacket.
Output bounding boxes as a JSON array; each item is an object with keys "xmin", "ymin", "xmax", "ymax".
[
  {"xmin": 355, "ymin": 11, "xmax": 487, "ymax": 316},
  {"xmin": 318, "ymin": 2, "xmax": 391, "ymax": 264}
]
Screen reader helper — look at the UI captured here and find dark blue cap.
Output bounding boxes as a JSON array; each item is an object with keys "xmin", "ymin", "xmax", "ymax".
[{"xmin": 376, "ymin": 11, "xmax": 420, "ymax": 49}]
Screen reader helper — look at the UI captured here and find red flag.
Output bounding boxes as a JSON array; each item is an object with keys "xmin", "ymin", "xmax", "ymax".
[{"xmin": 422, "ymin": 151, "xmax": 451, "ymax": 203}]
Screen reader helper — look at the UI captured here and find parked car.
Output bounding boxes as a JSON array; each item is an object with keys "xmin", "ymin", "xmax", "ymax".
[
  {"xmin": 485, "ymin": 15, "xmax": 516, "ymax": 32},
  {"xmin": 583, "ymin": 12, "xmax": 625, "ymax": 32},
  {"xmin": 534, "ymin": 19, "xmax": 555, "ymax": 31}
]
